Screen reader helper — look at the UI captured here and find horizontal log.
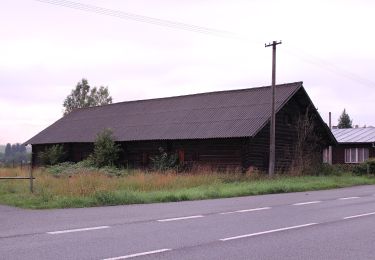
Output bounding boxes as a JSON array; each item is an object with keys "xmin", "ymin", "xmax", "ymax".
[{"xmin": 0, "ymin": 177, "xmax": 35, "ymax": 180}]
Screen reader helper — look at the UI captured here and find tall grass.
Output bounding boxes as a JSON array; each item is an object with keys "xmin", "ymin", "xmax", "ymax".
[{"xmin": 0, "ymin": 166, "xmax": 374, "ymax": 209}]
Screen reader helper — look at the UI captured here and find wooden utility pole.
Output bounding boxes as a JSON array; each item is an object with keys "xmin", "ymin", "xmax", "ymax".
[
  {"xmin": 265, "ymin": 40, "xmax": 282, "ymax": 176},
  {"xmin": 328, "ymin": 112, "xmax": 332, "ymax": 165}
]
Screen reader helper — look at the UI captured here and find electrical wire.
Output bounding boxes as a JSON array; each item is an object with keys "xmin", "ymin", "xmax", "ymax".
[
  {"xmin": 34, "ymin": 0, "xmax": 374, "ymax": 88},
  {"xmin": 35, "ymin": 0, "xmax": 245, "ymax": 40},
  {"xmin": 284, "ymin": 46, "xmax": 375, "ymax": 87}
]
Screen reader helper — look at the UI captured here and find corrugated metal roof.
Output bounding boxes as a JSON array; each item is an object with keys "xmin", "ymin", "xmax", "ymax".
[
  {"xmin": 332, "ymin": 127, "xmax": 375, "ymax": 143},
  {"xmin": 26, "ymin": 82, "xmax": 303, "ymax": 144}
]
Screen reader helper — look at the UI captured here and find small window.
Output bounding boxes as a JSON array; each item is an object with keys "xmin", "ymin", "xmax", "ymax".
[
  {"xmin": 350, "ymin": 148, "xmax": 356, "ymax": 163},
  {"xmin": 344, "ymin": 148, "xmax": 369, "ymax": 163},
  {"xmin": 358, "ymin": 149, "xmax": 364, "ymax": 162},
  {"xmin": 364, "ymin": 148, "xmax": 369, "ymax": 161},
  {"xmin": 345, "ymin": 149, "xmax": 351, "ymax": 163}
]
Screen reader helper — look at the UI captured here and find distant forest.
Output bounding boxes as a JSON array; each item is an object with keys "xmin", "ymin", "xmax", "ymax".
[{"xmin": 0, "ymin": 143, "xmax": 30, "ymax": 165}]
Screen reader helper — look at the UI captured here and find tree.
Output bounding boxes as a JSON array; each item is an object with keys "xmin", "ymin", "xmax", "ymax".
[
  {"xmin": 63, "ymin": 78, "xmax": 113, "ymax": 115},
  {"xmin": 2, "ymin": 143, "xmax": 28, "ymax": 164},
  {"xmin": 4, "ymin": 143, "xmax": 11, "ymax": 158},
  {"xmin": 338, "ymin": 109, "xmax": 353, "ymax": 129},
  {"xmin": 38, "ymin": 145, "xmax": 66, "ymax": 165},
  {"xmin": 89, "ymin": 129, "xmax": 120, "ymax": 167},
  {"xmin": 290, "ymin": 109, "xmax": 322, "ymax": 175},
  {"xmin": 150, "ymin": 147, "xmax": 179, "ymax": 172}
]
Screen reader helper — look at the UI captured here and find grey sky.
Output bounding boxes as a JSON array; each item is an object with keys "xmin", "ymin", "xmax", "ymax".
[{"xmin": 1, "ymin": 0, "xmax": 374, "ymax": 144}]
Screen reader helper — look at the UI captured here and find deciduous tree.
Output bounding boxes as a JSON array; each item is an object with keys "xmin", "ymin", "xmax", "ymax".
[{"xmin": 63, "ymin": 79, "xmax": 113, "ymax": 115}]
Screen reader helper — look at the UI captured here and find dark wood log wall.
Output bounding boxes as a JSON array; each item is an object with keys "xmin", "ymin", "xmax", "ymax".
[
  {"xmin": 120, "ymin": 138, "xmax": 245, "ymax": 170},
  {"xmin": 31, "ymin": 89, "xmax": 332, "ymax": 171},
  {"xmin": 32, "ymin": 143, "xmax": 94, "ymax": 166},
  {"xmin": 32, "ymin": 139, "xmax": 246, "ymax": 170},
  {"xmin": 247, "ymin": 88, "xmax": 331, "ymax": 172}
]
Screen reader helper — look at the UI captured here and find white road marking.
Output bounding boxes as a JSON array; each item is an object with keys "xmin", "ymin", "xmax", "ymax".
[
  {"xmin": 47, "ymin": 226, "xmax": 110, "ymax": 235},
  {"xmin": 102, "ymin": 249, "xmax": 172, "ymax": 260},
  {"xmin": 343, "ymin": 212, "xmax": 375, "ymax": 219},
  {"xmin": 219, "ymin": 207, "xmax": 271, "ymax": 215},
  {"xmin": 338, "ymin": 197, "xmax": 360, "ymax": 200},
  {"xmin": 293, "ymin": 201, "xmax": 321, "ymax": 206},
  {"xmin": 157, "ymin": 215, "xmax": 204, "ymax": 222},
  {"xmin": 220, "ymin": 223, "xmax": 317, "ymax": 241}
]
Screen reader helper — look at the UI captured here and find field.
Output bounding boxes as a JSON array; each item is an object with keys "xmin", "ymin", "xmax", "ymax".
[{"xmin": 1, "ymin": 166, "xmax": 375, "ymax": 209}]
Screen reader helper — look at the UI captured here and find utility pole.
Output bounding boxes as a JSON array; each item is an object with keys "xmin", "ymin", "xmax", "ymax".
[
  {"xmin": 328, "ymin": 112, "xmax": 332, "ymax": 165},
  {"xmin": 265, "ymin": 40, "xmax": 282, "ymax": 176}
]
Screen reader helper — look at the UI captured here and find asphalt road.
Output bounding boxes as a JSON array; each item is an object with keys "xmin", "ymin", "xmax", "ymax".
[{"xmin": 1, "ymin": 185, "xmax": 375, "ymax": 259}]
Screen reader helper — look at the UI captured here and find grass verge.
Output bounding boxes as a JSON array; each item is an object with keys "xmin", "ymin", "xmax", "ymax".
[{"xmin": 0, "ymin": 167, "xmax": 374, "ymax": 209}]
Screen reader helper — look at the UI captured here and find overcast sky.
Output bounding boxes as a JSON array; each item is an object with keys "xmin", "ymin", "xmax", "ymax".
[{"xmin": 1, "ymin": 0, "xmax": 374, "ymax": 144}]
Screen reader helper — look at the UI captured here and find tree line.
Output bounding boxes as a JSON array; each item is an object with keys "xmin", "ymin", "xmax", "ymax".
[{"xmin": 0, "ymin": 143, "xmax": 30, "ymax": 165}]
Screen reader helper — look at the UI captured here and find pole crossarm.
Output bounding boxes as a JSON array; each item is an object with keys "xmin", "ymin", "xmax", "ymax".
[{"xmin": 265, "ymin": 41, "xmax": 282, "ymax": 48}]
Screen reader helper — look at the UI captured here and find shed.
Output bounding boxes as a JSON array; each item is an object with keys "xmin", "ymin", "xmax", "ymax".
[
  {"xmin": 26, "ymin": 81, "xmax": 335, "ymax": 171},
  {"xmin": 328, "ymin": 127, "xmax": 375, "ymax": 164}
]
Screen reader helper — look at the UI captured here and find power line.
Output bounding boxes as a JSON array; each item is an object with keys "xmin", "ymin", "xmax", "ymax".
[
  {"xmin": 35, "ymin": 0, "xmax": 244, "ymax": 40},
  {"xmin": 284, "ymin": 46, "xmax": 375, "ymax": 87},
  {"xmin": 34, "ymin": 0, "xmax": 374, "ymax": 88}
]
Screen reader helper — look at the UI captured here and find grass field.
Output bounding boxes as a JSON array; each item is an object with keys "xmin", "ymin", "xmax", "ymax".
[{"xmin": 0, "ymin": 167, "xmax": 374, "ymax": 209}]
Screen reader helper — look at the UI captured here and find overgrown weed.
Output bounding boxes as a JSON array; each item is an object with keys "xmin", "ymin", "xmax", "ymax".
[{"xmin": 0, "ymin": 165, "xmax": 374, "ymax": 209}]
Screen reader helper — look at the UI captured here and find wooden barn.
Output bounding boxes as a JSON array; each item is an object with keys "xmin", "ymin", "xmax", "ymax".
[
  {"xmin": 325, "ymin": 127, "xmax": 375, "ymax": 164},
  {"xmin": 26, "ymin": 82, "xmax": 336, "ymax": 171}
]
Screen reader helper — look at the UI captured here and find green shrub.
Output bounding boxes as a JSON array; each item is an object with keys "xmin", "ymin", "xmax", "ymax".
[
  {"xmin": 150, "ymin": 147, "xmax": 179, "ymax": 172},
  {"xmin": 46, "ymin": 160, "xmax": 127, "ymax": 177},
  {"xmin": 89, "ymin": 129, "xmax": 120, "ymax": 167},
  {"xmin": 366, "ymin": 158, "xmax": 375, "ymax": 174},
  {"xmin": 352, "ymin": 163, "xmax": 367, "ymax": 175},
  {"xmin": 315, "ymin": 164, "xmax": 345, "ymax": 176},
  {"xmin": 38, "ymin": 145, "xmax": 66, "ymax": 165},
  {"xmin": 47, "ymin": 162, "xmax": 76, "ymax": 175},
  {"xmin": 353, "ymin": 158, "xmax": 375, "ymax": 175}
]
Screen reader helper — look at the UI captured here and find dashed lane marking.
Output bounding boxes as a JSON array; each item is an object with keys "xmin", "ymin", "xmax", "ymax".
[
  {"xmin": 293, "ymin": 201, "xmax": 321, "ymax": 206},
  {"xmin": 343, "ymin": 212, "xmax": 375, "ymax": 220},
  {"xmin": 157, "ymin": 215, "xmax": 204, "ymax": 222},
  {"xmin": 219, "ymin": 207, "xmax": 271, "ymax": 215},
  {"xmin": 220, "ymin": 223, "xmax": 318, "ymax": 241},
  {"xmin": 47, "ymin": 226, "xmax": 110, "ymax": 235},
  {"xmin": 102, "ymin": 249, "xmax": 172, "ymax": 260},
  {"xmin": 338, "ymin": 197, "xmax": 360, "ymax": 200}
]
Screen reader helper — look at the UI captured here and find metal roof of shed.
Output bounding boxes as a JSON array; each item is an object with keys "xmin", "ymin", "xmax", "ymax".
[
  {"xmin": 26, "ymin": 82, "xmax": 305, "ymax": 144},
  {"xmin": 332, "ymin": 127, "xmax": 375, "ymax": 143}
]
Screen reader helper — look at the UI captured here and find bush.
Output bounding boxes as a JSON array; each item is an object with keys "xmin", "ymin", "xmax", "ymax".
[
  {"xmin": 314, "ymin": 164, "xmax": 345, "ymax": 176},
  {"xmin": 47, "ymin": 162, "xmax": 76, "ymax": 175},
  {"xmin": 150, "ymin": 147, "xmax": 179, "ymax": 172},
  {"xmin": 89, "ymin": 129, "xmax": 120, "ymax": 167},
  {"xmin": 38, "ymin": 145, "xmax": 66, "ymax": 165},
  {"xmin": 367, "ymin": 158, "xmax": 375, "ymax": 174},
  {"xmin": 353, "ymin": 158, "xmax": 375, "ymax": 175},
  {"xmin": 46, "ymin": 160, "xmax": 127, "ymax": 177}
]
